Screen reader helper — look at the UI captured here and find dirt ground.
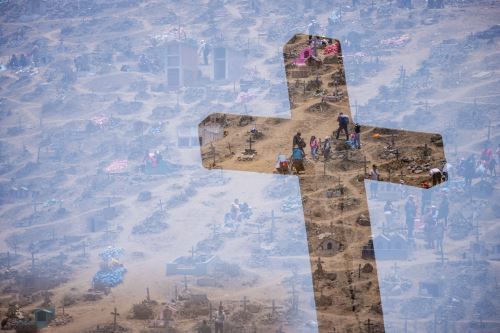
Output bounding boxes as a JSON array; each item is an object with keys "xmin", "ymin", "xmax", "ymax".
[{"xmin": 0, "ymin": 1, "xmax": 498, "ymax": 333}]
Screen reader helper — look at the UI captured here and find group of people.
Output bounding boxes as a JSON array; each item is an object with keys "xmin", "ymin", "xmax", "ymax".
[
  {"xmin": 285, "ymin": 113, "xmax": 362, "ymax": 174},
  {"xmin": 453, "ymin": 144, "xmax": 499, "ymax": 188},
  {"xmin": 404, "ymin": 192, "xmax": 449, "ymax": 253},
  {"xmin": 142, "ymin": 150, "xmax": 163, "ymax": 170},
  {"xmin": 225, "ymin": 199, "xmax": 252, "ymax": 224}
]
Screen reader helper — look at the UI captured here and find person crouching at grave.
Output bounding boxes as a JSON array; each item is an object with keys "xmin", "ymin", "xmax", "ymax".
[
  {"xmin": 335, "ymin": 112, "xmax": 349, "ymax": 140},
  {"xmin": 214, "ymin": 306, "xmax": 225, "ymax": 333},
  {"xmin": 291, "ymin": 144, "xmax": 305, "ymax": 174},
  {"xmin": 429, "ymin": 167, "xmax": 443, "ymax": 186}
]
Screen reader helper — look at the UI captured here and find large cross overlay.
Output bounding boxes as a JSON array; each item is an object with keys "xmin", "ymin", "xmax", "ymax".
[{"xmin": 198, "ymin": 34, "xmax": 446, "ymax": 332}]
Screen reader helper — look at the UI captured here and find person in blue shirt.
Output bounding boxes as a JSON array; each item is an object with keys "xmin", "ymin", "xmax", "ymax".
[{"xmin": 292, "ymin": 145, "xmax": 305, "ymax": 174}]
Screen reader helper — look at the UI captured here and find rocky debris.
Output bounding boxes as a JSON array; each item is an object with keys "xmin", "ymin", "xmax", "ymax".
[
  {"xmin": 430, "ymin": 134, "xmax": 443, "ymax": 146},
  {"xmin": 447, "ymin": 212, "xmax": 473, "ymax": 240},
  {"xmin": 132, "ymin": 301, "xmax": 154, "ymax": 319},
  {"xmin": 132, "ymin": 210, "xmax": 168, "ymax": 235},
  {"xmin": 83, "ymin": 291, "xmax": 103, "ymax": 302},
  {"xmin": 316, "ymin": 294, "xmax": 333, "ymax": 307},
  {"xmin": 324, "ymin": 272, "xmax": 337, "ymax": 281},
  {"xmin": 238, "ymin": 115, "xmax": 254, "ymax": 127},
  {"xmin": 362, "ymin": 263, "xmax": 373, "ymax": 273},
  {"xmin": 357, "ymin": 214, "xmax": 370, "ymax": 226},
  {"xmin": 281, "ymin": 196, "xmax": 303, "ymax": 212},
  {"xmin": 380, "ymin": 274, "xmax": 412, "ymax": 296},
  {"xmin": 326, "ymin": 186, "xmax": 345, "ymax": 198},
  {"xmin": 406, "ymin": 161, "xmax": 435, "ymax": 174},
  {"xmin": 400, "ymin": 297, "xmax": 434, "ymax": 319},
  {"xmin": 85, "ymin": 324, "xmax": 131, "ymax": 333},
  {"xmin": 0, "ymin": 304, "xmax": 27, "ymax": 330},
  {"xmin": 474, "ymin": 296, "xmax": 496, "ymax": 318},
  {"xmin": 137, "ymin": 191, "xmax": 151, "ymax": 202},
  {"xmin": 49, "ymin": 313, "xmax": 73, "ymax": 326}
]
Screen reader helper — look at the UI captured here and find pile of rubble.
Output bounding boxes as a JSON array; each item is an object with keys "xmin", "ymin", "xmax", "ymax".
[
  {"xmin": 132, "ymin": 210, "xmax": 168, "ymax": 235},
  {"xmin": 281, "ymin": 196, "xmax": 303, "ymax": 212},
  {"xmin": 49, "ymin": 313, "xmax": 73, "ymax": 326},
  {"xmin": 86, "ymin": 324, "xmax": 131, "ymax": 333},
  {"xmin": 0, "ymin": 304, "xmax": 27, "ymax": 330}
]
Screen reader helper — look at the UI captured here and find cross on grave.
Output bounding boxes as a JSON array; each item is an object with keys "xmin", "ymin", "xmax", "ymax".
[
  {"xmin": 246, "ymin": 135, "xmax": 255, "ymax": 154},
  {"xmin": 251, "ymin": 224, "xmax": 263, "ymax": 245},
  {"xmin": 183, "ymin": 275, "xmax": 189, "ymax": 292},
  {"xmin": 264, "ymin": 299, "xmax": 283, "ymax": 318},
  {"xmin": 288, "ymin": 283, "xmax": 299, "ymax": 313},
  {"xmin": 110, "ymin": 307, "xmax": 120, "ymax": 329},
  {"xmin": 269, "ymin": 210, "xmax": 276, "ymax": 242},
  {"xmin": 391, "ymin": 262, "xmax": 400, "ymax": 277},
  {"xmin": 198, "ymin": 34, "xmax": 447, "ymax": 332},
  {"xmin": 210, "ymin": 222, "xmax": 218, "ymax": 238},
  {"xmin": 241, "ymin": 296, "xmax": 249, "ymax": 313},
  {"xmin": 29, "ymin": 243, "xmax": 37, "ymax": 272},
  {"xmin": 364, "ymin": 318, "xmax": 374, "ymax": 333},
  {"xmin": 189, "ymin": 246, "xmax": 196, "ymax": 259}
]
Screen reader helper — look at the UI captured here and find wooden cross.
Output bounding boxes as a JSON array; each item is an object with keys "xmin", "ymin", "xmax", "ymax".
[
  {"xmin": 240, "ymin": 296, "xmax": 249, "ymax": 313},
  {"xmin": 364, "ymin": 318, "xmax": 374, "ymax": 333},
  {"xmin": 198, "ymin": 34, "xmax": 446, "ymax": 332},
  {"xmin": 269, "ymin": 210, "xmax": 276, "ymax": 242},
  {"xmin": 391, "ymin": 262, "xmax": 400, "ymax": 277},
  {"xmin": 189, "ymin": 246, "xmax": 196, "ymax": 259},
  {"xmin": 288, "ymin": 282, "xmax": 299, "ymax": 313},
  {"xmin": 264, "ymin": 299, "xmax": 283, "ymax": 318},
  {"xmin": 110, "ymin": 307, "xmax": 119, "ymax": 329}
]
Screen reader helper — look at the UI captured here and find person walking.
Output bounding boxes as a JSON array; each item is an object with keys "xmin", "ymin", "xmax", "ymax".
[
  {"xmin": 369, "ymin": 164, "xmax": 380, "ymax": 199},
  {"xmin": 214, "ymin": 306, "xmax": 225, "ymax": 333},
  {"xmin": 322, "ymin": 136, "xmax": 331, "ymax": 161},
  {"xmin": 335, "ymin": 112, "xmax": 349, "ymax": 140},
  {"xmin": 293, "ymin": 132, "xmax": 305, "ymax": 152},
  {"xmin": 310, "ymin": 135, "xmax": 319, "ymax": 161},
  {"xmin": 353, "ymin": 123, "xmax": 361, "ymax": 149},
  {"xmin": 437, "ymin": 194, "xmax": 449, "ymax": 227},
  {"xmin": 405, "ymin": 195, "xmax": 417, "ymax": 239},
  {"xmin": 435, "ymin": 220, "xmax": 445, "ymax": 254}
]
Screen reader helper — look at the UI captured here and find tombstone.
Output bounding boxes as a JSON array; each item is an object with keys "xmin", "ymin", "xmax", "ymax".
[
  {"xmin": 373, "ymin": 232, "xmax": 409, "ymax": 260},
  {"xmin": 427, "ymin": 0, "xmax": 444, "ymax": 9},
  {"xmin": 316, "ymin": 236, "xmax": 341, "ymax": 256},
  {"xmin": 211, "ymin": 44, "xmax": 244, "ymax": 81},
  {"xmin": 34, "ymin": 308, "xmax": 55, "ymax": 328},
  {"xmin": 418, "ymin": 281, "xmax": 443, "ymax": 297},
  {"xmin": 177, "ymin": 126, "xmax": 201, "ymax": 148},
  {"xmin": 165, "ymin": 40, "xmax": 198, "ymax": 89}
]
